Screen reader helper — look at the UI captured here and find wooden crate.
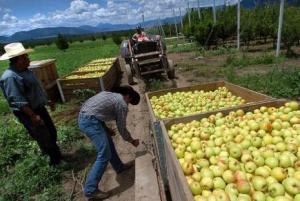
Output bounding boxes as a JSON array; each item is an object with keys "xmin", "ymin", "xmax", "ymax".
[
  {"xmin": 145, "ymin": 81, "xmax": 274, "ymax": 123},
  {"xmin": 29, "ymin": 59, "xmax": 58, "ymax": 88},
  {"xmin": 56, "ymin": 58, "xmax": 120, "ymax": 102},
  {"xmin": 160, "ymin": 99, "xmax": 288, "ymax": 201}
]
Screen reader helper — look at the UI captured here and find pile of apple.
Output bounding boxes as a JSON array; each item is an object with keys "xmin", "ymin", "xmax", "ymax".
[
  {"xmin": 150, "ymin": 87, "xmax": 246, "ymax": 119},
  {"xmin": 168, "ymin": 101, "xmax": 300, "ymax": 201},
  {"xmin": 66, "ymin": 71, "xmax": 105, "ymax": 79}
]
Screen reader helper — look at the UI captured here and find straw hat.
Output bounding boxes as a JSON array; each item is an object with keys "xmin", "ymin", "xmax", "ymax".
[{"xmin": 0, "ymin": 42, "xmax": 33, "ymax": 60}]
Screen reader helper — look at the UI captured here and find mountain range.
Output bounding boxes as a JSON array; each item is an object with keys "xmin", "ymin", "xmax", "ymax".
[
  {"xmin": 0, "ymin": 0, "xmax": 299, "ymax": 43},
  {"xmin": 0, "ymin": 17, "xmax": 181, "ymax": 43}
]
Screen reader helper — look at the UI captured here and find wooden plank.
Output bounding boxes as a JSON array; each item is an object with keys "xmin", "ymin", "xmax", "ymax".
[
  {"xmin": 160, "ymin": 99, "xmax": 289, "ymax": 201},
  {"xmin": 145, "ymin": 81, "xmax": 274, "ymax": 123},
  {"xmin": 160, "ymin": 121, "xmax": 194, "ymax": 201},
  {"xmin": 56, "ymin": 79, "xmax": 65, "ymax": 103}
]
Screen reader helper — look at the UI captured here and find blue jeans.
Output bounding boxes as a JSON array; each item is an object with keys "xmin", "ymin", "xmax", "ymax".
[{"xmin": 78, "ymin": 113, "xmax": 124, "ymax": 195}]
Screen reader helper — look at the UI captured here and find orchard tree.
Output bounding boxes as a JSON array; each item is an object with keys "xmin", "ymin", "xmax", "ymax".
[{"xmin": 55, "ymin": 34, "xmax": 69, "ymax": 50}]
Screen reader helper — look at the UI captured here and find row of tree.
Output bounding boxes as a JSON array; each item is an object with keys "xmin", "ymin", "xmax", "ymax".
[{"xmin": 181, "ymin": 4, "xmax": 300, "ymax": 54}]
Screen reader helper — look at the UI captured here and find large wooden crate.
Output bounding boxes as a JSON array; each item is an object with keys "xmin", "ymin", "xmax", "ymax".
[
  {"xmin": 57, "ymin": 58, "xmax": 120, "ymax": 102},
  {"xmin": 145, "ymin": 81, "xmax": 273, "ymax": 123},
  {"xmin": 160, "ymin": 99, "xmax": 289, "ymax": 201},
  {"xmin": 29, "ymin": 59, "xmax": 58, "ymax": 87},
  {"xmin": 29, "ymin": 59, "xmax": 60, "ymax": 102}
]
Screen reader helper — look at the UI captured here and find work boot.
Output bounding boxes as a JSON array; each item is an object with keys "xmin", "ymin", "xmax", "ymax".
[
  {"xmin": 85, "ymin": 189, "xmax": 110, "ymax": 201},
  {"xmin": 116, "ymin": 161, "xmax": 135, "ymax": 174}
]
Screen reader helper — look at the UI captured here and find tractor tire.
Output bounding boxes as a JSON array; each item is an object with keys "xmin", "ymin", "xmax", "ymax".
[
  {"xmin": 167, "ymin": 59, "xmax": 175, "ymax": 79},
  {"xmin": 125, "ymin": 64, "xmax": 134, "ymax": 85}
]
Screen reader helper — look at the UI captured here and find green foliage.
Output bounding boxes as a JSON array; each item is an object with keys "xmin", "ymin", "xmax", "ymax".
[
  {"xmin": 55, "ymin": 34, "xmax": 69, "ymax": 51},
  {"xmin": 227, "ymin": 67, "xmax": 300, "ymax": 98},
  {"xmin": 112, "ymin": 34, "xmax": 122, "ymax": 46},
  {"xmin": 0, "ymin": 43, "xmax": 4, "ymax": 54},
  {"xmin": 167, "ymin": 43, "xmax": 198, "ymax": 53},
  {"xmin": 182, "ymin": 4, "xmax": 300, "ymax": 52},
  {"xmin": 102, "ymin": 35, "xmax": 107, "ymax": 40},
  {"xmin": 224, "ymin": 53, "xmax": 285, "ymax": 68},
  {"xmin": 0, "ymin": 155, "xmax": 61, "ymax": 201}
]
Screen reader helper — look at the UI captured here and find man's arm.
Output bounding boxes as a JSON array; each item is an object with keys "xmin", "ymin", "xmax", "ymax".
[{"xmin": 2, "ymin": 77, "xmax": 41, "ymax": 125}]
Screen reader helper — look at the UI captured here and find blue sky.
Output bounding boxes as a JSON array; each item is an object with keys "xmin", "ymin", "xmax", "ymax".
[{"xmin": 0, "ymin": 0, "xmax": 237, "ymax": 36}]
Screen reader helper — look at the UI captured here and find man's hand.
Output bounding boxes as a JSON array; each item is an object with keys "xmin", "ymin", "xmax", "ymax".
[
  {"xmin": 30, "ymin": 114, "xmax": 43, "ymax": 126},
  {"xmin": 131, "ymin": 139, "xmax": 139, "ymax": 147},
  {"xmin": 107, "ymin": 128, "xmax": 116, "ymax": 136},
  {"xmin": 48, "ymin": 100, "xmax": 56, "ymax": 111}
]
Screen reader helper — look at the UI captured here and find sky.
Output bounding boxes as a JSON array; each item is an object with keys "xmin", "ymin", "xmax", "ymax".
[{"xmin": 0, "ymin": 0, "xmax": 238, "ymax": 36}]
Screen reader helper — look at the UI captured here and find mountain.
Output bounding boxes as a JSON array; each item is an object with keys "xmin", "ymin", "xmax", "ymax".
[{"xmin": 0, "ymin": 16, "xmax": 182, "ymax": 43}]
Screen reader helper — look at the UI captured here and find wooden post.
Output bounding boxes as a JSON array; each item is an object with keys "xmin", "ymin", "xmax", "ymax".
[
  {"xmin": 237, "ymin": 0, "xmax": 241, "ymax": 50},
  {"xmin": 173, "ymin": 9, "xmax": 179, "ymax": 42},
  {"xmin": 197, "ymin": 0, "xmax": 201, "ymax": 20},
  {"xmin": 56, "ymin": 79, "xmax": 65, "ymax": 103},
  {"xmin": 213, "ymin": 0, "xmax": 217, "ymax": 24},
  {"xmin": 276, "ymin": 0, "xmax": 285, "ymax": 57},
  {"xmin": 179, "ymin": 7, "xmax": 183, "ymax": 30},
  {"xmin": 187, "ymin": 1, "xmax": 191, "ymax": 28}
]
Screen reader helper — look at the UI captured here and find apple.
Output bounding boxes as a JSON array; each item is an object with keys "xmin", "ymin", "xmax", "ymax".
[
  {"xmin": 197, "ymin": 159, "xmax": 210, "ymax": 168},
  {"xmin": 212, "ymin": 189, "xmax": 229, "ymax": 201},
  {"xmin": 230, "ymin": 146, "xmax": 242, "ymax": 159},
  {"xmin": 236, "ymin": 180, "xmax": 251, "ymax": 194},
  {"xmin": 255, "ymin": 166, "xmax": 270, "ymax": 177},
  {"xmin": 252, "ymin": 176, "xmax": 268, "ymax": 191},
  {"xmin": 201, "ymin": 167, "xmax": 214, "ymax": 178},
  {"xmin": 279, "ymin": 155, "xmax": 292, "ymax": 168},
  {"xmin": 294, "ymin": 194, "xmax": 300, "ymax": 201},
  {"xmin": 190, "ymin": 181, "xmax": 202, "ymax": 195},
  {"xmin": 253, "ymin": 155, "xmax": 265, "ymax": 166},
  {"xmin": 237, "ymin": 193, "xmax": 251, "ymax": 201},
  {"xmin": 211, "ymin": 166, "xmax": 224, "ymax": 177},
  {"xmin": 196, "ymin": 150, "xmax": 205, "ymax": 159},
  {"xmin": 273, "ymin": 196, "xmax": 292, "ymax": 201},
  {"xmin": 191, "ymin": 141, "xmax": 202, "ymax": 152},
  {"xmin": 182, "ymin": 161, "xmax": 194, "ymax": 175},
  {"xmin": 244, "ymin": 161, "xmax": 256, "ymax": 173},
  {"xmin": 268, "ymin": 182, "xmax": 285, "ymax": 197},
  {"xmin": 271, "ymin": 167, "xmax": 287, "ymax": 182},
  {"xmin": 282, "ymin": 177, "xmax": 300, "ymax": 195},
  {"xmin": 222, "ymin": 170, "xmax": 235, "ymax": 184},
  {"xmin": 252, "ymin": 191, "xmax": 266, "ymax": 201},
  {"xmin": 194, "ymin": 195, "xmax": 207, "ymax": 201},
  {"xmin": 213, "ymin": 177, "xmax": 226, "ymax": 189},
  {"xmin": 265, "ymin": 157, "xmax": 279, "ymax": 168},
  {"xmin": 192, "ymin": 172, "xmax": 202, "ymax": 182},
  {"xmin": 200, "ymin": 177, "xmax": 214, "ymax": 190}
]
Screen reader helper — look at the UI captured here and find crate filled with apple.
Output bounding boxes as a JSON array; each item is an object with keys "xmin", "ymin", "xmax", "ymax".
[
  {"xmin": 56, "ymin": 57, "xmax": 120, "ymax": 102},
  {"xmin": 146, "ymin": 81, "xmax": 273, "ymax": 122},
  {"xmin": 160, "ymin": 100, "xmax": 300, "ymax": 201}
]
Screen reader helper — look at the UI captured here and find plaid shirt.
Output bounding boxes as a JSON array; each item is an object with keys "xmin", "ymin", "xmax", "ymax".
[{"xmin": 79, "ymin": 91, "xmax": 133, "ymax": 142}]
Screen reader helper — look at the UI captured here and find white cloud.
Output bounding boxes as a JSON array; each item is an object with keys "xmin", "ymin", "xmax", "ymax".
[{"xmin": 0, "ymin": 0, "xmax": 237, "ymax": 36}]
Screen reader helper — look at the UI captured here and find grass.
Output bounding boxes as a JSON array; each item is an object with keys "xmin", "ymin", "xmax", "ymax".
[
  {"xmin": 0, "ymin": 38, "xmax": 120, "ymax": 200},
  {"xmin": 224, "ymin": 53, "xmax": 285, "ymax": 68},
  {"xmin": 167, "ymin": 42, "xmax": 198, "ymax": 53},
  {"xmin": 0, "ymin": 39, "xmax": 119, "ymax": 76},
  {"xmin": 226, "ymin": 67, "xmax": 300, "ymax": 99}
]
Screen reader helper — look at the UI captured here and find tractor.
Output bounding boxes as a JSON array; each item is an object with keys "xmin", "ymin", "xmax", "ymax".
[{"xmin": 120, "ymin": 35, "xmax": 175, "ymax": 85}]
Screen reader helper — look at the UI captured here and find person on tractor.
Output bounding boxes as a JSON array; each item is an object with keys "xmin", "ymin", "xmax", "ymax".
[{"xmin": 132, "ymin": 26, "xmax": 149, "ymax": 42}]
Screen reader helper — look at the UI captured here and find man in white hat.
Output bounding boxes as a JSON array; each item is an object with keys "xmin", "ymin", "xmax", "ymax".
[{"xmin": 0, "ymin": 42, "xmax": 62, "ymax": 165}]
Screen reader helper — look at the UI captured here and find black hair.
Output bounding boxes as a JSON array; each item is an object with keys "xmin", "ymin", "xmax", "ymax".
[{"xmin": 112, "ymin": 85, "xmax": 140, "ymax": 105}]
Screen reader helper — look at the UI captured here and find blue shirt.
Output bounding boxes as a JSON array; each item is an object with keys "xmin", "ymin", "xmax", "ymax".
[{"xmin": 0, "ymin": 66, "xmax": 48, "ymax": 111}]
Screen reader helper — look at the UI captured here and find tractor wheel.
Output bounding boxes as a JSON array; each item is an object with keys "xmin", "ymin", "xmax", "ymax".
[
  {"xmin": 125, "ymin": 64, "xmax": 134, "ymax": 85},
  {"xmin": 167, "ymin": 59, "xmax": 175, "ymax": 79}
]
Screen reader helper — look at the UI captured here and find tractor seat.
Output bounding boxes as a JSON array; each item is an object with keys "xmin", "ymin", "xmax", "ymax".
[{"xmin": 133, "ymin": 41, "xmax": 159, "ymax": 54}]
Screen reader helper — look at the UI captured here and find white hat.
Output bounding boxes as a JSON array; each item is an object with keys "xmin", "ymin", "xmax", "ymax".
[{"xmin": 0, "ymin": 42, "xmax": 33, "ymax": 60}]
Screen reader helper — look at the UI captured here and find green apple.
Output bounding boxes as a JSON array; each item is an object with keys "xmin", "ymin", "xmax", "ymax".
[
  {"xmin": 271, "ymin": 167, "xmax": 287, "ymax": 182},
  {"xmin": 191, "ymin": 141, "xmax": 202, "ymax": 152},
  {"xmin": 268, "ymin": 182, "xmax": 285, "ymax": 197},
  {"xmin": 200, "ymin": 177, "xmax": 213, "ymax": 190},
  {"xmin": 229, "ymin": 146, "xmax": 242, "ymax": 159},
  {"xmin": 213, "ymin": 177, "xmax": 226, "ymax": 189},
  {"xmin": 282, "ymin": 177, "xmax": 300, "ymax": 195},
  {"xmin": 212, "ymin": 189, "xmax": 229, "ymax": 201},
  {"xmin": 190, "ymin": 181, "xmax": 202, "ymax": 195},
  {"xmin": 192, "ymin": 172, "xmax": 202, "ymax": 182},
  {"xmin": 236, "ymin": 180, "xmax": 251, "ymax": 194},
  {"xmin": 245, "ymin": 161, "xmax": 257, "ymax": 173},
  {"xmin": 255, "ymin": 166, "xmax": 270, "ymax": 177},
  {"xmin": 252, "ymin": 191, "xmax": 266, "ymax": 201},
  {"xmin": 252, "ymin": 176, "xmax": 267, "ymax": 191},
  {"xmin": 222, "ymin": 170, "xmax": 235, "ymax": 184},
  {"xmin": 265, "ymin": 157, "xmax": 279, "ymax": 168}
]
